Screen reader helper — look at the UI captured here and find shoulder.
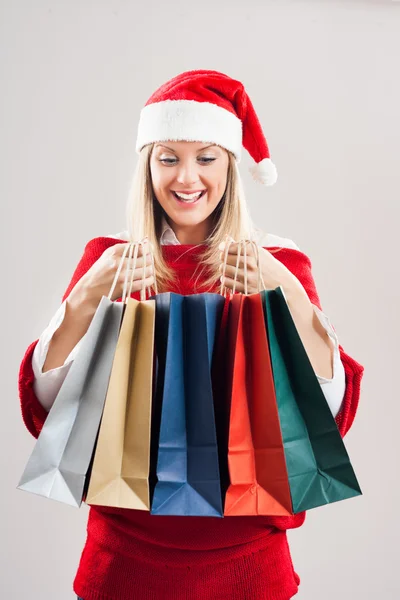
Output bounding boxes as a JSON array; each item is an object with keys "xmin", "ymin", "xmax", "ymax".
[
  {"xmin": 251, "ymin": 227, "xmax": 301, "ymax": 251},
  {"xmin": 81, "ymin": 230, "xmax": 129, "ymax": 253},
  {"xmin": 82, "ymin": 232, "xmax": 129, "ymax": 254}
]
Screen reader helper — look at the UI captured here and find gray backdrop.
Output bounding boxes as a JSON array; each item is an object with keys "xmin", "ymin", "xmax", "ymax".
[{"xmin": 2, "ymin": 0, "xmax": 399, "ymax": 598}]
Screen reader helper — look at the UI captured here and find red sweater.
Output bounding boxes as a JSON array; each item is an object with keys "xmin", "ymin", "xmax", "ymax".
[{"xmin": 18, "ymin": 237, "xmax": 364, "ymax": 600}]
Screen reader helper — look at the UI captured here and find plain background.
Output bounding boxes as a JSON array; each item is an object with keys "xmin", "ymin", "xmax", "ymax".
[{"xmin": 2, "ymin": 0, "xmax": 399, "ymax": 598}]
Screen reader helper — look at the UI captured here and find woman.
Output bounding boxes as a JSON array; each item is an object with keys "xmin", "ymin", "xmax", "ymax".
[{"xmin": 18, "ymin": 69, "xmax": 364, "ymax": 600}]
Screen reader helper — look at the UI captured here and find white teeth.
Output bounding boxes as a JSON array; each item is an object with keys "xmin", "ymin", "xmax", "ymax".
[{"xmin": 174, "ymin": 191, "xmax": 204, "ymax": 201}]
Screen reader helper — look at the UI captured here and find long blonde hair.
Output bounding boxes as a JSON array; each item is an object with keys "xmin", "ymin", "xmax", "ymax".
[{"xmin": 125, "ymin": 142, "xmax": 279, "ymax": 293}]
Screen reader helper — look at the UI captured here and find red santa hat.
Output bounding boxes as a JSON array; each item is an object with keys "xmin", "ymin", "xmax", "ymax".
[{"xmin": 135, "ymin": 69, "xmax": 278, "ymax": 186}]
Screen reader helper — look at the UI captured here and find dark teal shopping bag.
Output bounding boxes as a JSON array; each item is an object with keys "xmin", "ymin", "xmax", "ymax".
[
  {"xmin": 262, "ymin": 287, "xmax": 362, "ymax": 513},
  {"xmin": 150, "ymin": 292, "xmax": 225, "ymax": 517}
]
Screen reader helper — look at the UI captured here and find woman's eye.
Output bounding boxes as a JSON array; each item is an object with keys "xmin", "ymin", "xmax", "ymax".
[{"xmin": 159, "ymin": 157, "xmax": 216, "ymax": 165}]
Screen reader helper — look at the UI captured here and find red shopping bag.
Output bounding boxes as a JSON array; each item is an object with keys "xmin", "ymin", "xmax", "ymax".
[{"xmin": 223, "ymin": 292, "xmax": 293, "ymax": 516}]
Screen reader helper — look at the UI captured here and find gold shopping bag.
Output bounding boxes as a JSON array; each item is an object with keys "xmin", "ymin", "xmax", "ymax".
[{"xmin": 85, "ymin": 241, "xmax": 156, "ymax": 509}]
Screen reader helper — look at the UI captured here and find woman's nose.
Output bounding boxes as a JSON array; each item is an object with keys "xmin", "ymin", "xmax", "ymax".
[{"xmin": 175, "ymin": 161, "xmax": 201, "ymax": 185}]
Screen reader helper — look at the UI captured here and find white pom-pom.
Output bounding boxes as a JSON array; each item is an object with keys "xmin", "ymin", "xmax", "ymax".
[{"xmin": 249, "ymin": 158, "xmax": 278, "ymax": 186}]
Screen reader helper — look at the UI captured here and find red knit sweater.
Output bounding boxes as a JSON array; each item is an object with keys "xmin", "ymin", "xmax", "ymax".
[{"xmin": 18, "ymin": 237, "xmax": 364, "ymax": 600}]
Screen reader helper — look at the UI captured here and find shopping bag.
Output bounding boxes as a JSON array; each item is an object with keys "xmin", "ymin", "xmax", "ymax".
[
  {"xmin": 85, "ymin": 242, "xmax": 157, "ymax": 509},
  {"xmin": 17, "ymin": 243, "xmax": 133, "ymax": 507},
  {"xmin": 219, "ymin": 238, "xmax": 291, "ymax": 516},
  {"xmin": 210, "ymin": 294, "xmax": 231, "ymax": 497},
  {"xmin": 262, "ymin": 285, "xmax": 362, "ymax": 513},
  {"xmin": 150, "ymin": 292, "xmax": 224, "ymax": 517},
  {"xmin": 223, "ymin": 292, "xmax": 293, "ymax": 516}
]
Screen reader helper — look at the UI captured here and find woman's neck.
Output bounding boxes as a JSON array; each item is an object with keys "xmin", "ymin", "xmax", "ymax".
[{"xmin": 166, "ymin": 217, "xmax": 212, "ymax": 245}]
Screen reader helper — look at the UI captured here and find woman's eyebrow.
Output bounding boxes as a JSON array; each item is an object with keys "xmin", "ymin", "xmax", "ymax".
[{"xmin": 156, "ymin": 144, "xmax": 217, "ymax": 152}]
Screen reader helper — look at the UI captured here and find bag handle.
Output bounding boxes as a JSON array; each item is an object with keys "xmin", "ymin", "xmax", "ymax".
[
  {"xmin": 220, "ymin": 235, "xmax": 267, "ymax": 296},
  {"xmin": 125, "ymin": 239, "xmax": 159, "ymax": 302},
  {"xmin": 107, "ymin": 242, "xmax": 133, "ymax": 300},
  {"xmin": 107, "ymin": 239, "xmax": 158, "ymax": 302},
  {"xmin": 250, "ymin": 241, "xmax": 267, "ymax": 293},
  {"xmin": 124, "ymin": 242, "xmax": 140, "ymax": 303},
  {"xmin": 135, "ymin": 239, "xmax": 159, "ymax": 299}
]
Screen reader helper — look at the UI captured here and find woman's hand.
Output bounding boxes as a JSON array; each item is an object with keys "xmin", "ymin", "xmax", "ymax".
[
  {"xmin": 218, "ymin": 240, "xmax": 305, "ymax": 299},
  {"xmin": 76, "ymin": 240, "xmax": 155, "ymax": 304}
]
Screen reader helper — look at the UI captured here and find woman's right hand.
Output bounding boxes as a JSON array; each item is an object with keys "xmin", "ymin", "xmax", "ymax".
[
  {"xmin": 74, "ymin": 241, "xmax": 155, "ymax": 305},
  {"xmin": 41, "ymin": 241, "xmax": 154, "ymax": 374}
]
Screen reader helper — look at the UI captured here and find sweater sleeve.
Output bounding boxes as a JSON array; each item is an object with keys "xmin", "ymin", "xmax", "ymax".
[
  {"xmin": 18, "ymin": 236, "xmax": 121, "ymax": 439},
  {"xmin": 265, "ymin": 246, "xmax": 365, "ymax": 438},
  {"xmin": 310, "ymin": 303, "xmax": 346, "ymax": 418},
  {"xmin": 31, "ymin": 299, "xmax": 87, "ymax": 412}
]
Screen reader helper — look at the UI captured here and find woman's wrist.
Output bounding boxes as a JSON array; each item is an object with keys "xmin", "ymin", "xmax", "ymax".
[
  {"xmin": 277, "ymin": 275, "xmax": 334, "ymax": 379},
  {"xmin": 66, "ymin": 278, "xmax": 101, "ymax": 321},
  {"xmin": 41, "ymin": 284, "xmax": 100, "ymax": 374},
  {"xmin": 277, "ymin": 272, "xmax": 309, "ymax": 308}
]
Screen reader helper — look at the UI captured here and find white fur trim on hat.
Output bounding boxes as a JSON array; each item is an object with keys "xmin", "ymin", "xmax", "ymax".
[
  {"xmin": 136, "ymin": 99, "xmax": 243, "ymax": 162},
  {"xmin": 249, "ymin": 158, "xmax": 278, "ymax": 186}
]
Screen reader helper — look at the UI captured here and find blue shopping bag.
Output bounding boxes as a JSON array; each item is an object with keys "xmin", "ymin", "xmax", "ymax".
[{"xmin": 150, "ymin": 292, "xmax": 225, "ymax": 517}]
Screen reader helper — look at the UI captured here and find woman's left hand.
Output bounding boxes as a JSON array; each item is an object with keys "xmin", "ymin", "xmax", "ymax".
[{"xmin": 218, "ymin": 240, "xmax": 305, "ymax": 299}]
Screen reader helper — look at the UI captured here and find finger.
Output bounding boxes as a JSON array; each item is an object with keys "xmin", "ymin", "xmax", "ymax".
[
  {"xmin": 119, "ymin": 264, "xmax": 153, "ymax": 282},
  {"xmin": 219, "ymin": 241, "xmax": 239, "ymax": 253},
  {"xmin": 220, "ymin": 266, "xmax": 259, "ymax": 286},
  {"xmin": 127, "ymin": 275, "xmax": 155, "ymax": 293},
  {"xmin": 108, "ymin": 242, "xmax": 131, "ymax": 257},
  {"xmin": 219, "ymin": 264, "xmax": 245, "ymax": 279},
  {"xmin": 123, "ymin": 253, "xmax": 152, "ymax": 268},
  {"xmin": 135, "ymin": 239, "xmax": 154, "ymax": 255},
  {"xmin": 108, "ymin": 249, "xmax": 152, "ymax": 270},
  {"xmin": 219, "ymin": 241, "xmax": 256, "ymax": 255},
  {"xmin": 113, "ymin": 239, "xmax": 152, "ymax": 256},
  {"xmin": 219, "ymin": 254, "xmax": 257, "ymax": 270},
  {"xmin": 218, "ymin": 237, "xmax": 235, "ymax": 251},
  {"xmin": 220, "ymin": 276, "xmax": 259, "ymax": 295},
  {"xmin": 131, "ymin": 264, "xmax": 154, "ymax": 277},
  {"xmin": 220, "ymin": 276, "xmax": 246, "ymax": 293}
]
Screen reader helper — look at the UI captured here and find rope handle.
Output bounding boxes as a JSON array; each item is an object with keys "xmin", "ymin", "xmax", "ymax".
[
  {"xmin": 107, "ymin": 242, "xmax": 133, "ymax": 300},
  {"xmin": 220, "ymin": 235, "xmax": 267, "ymax": 296},
  {"xmin": 107, "ymin": 239, "xmax": 158, "ymax": 302},
  {"xmin": 125, "ymin": 240, "xmax": 158, "ymax": 302},
  {"xmin": 124, "ymin": 242, "xmax": 140, "ymax": 303}
]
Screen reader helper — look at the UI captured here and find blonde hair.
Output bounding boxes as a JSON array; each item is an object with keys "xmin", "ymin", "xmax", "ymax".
[{"xmin": 125, "ymin": 142, "xmax": 280, "ymax": 293}]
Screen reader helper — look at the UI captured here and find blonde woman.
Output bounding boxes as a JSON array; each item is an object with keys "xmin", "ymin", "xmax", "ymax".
[{"xmin": 18, "ymin": 69, "xmax": 364, "ymax": 600}]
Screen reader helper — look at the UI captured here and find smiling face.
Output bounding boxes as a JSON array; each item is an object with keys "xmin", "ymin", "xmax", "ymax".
[{"xmin": 149, "ymin": 141, "xmax": 230, "ymax": 244}]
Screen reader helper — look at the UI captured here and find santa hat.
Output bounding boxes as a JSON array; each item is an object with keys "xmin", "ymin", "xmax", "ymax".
[{"xmin": 135, "ymin": 69, "xmax": 278, "ymax": 186}]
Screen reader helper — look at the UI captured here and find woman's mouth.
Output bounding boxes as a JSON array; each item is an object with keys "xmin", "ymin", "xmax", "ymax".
[{"xmin": 171, "ymin": 190, "xmax": 207, "ymax": 205}]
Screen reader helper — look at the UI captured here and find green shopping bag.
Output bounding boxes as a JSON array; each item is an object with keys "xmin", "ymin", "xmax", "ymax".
[{"xmin": 262, "ymin": 286, "xmax": 362, "ymax": 513}]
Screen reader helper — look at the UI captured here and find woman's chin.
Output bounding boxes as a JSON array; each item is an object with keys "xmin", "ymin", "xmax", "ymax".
[{"xmin": 166, "ymin": 209, "xmax": 207, "ymax": 227}]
